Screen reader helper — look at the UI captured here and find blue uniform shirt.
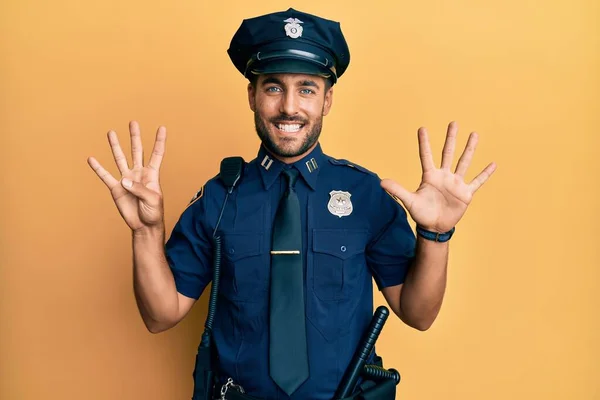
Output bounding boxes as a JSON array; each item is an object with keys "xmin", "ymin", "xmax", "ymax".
[{"xmin": 165, "ymin": 143, "xmax": 416, "ymax": 400}]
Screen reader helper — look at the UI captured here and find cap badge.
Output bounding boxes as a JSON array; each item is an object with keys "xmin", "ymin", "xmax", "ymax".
[
  {"xmin": 283, "ymin": 18, "xmax": 303, "ymax": 39},
  {"xmin": 328, "ymin": 190, "xmax": 353, "ymax": 218}
]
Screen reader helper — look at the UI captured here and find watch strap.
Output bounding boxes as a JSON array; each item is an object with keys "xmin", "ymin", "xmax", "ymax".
[{"xmin": 416, "ymin": 226, "xmax": 455, "ymax": 242}]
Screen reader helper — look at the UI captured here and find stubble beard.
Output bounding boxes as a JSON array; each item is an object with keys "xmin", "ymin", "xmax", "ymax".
[{"xmin": 254, "ymin": 111, "xmax": 323, "ymax": 159}]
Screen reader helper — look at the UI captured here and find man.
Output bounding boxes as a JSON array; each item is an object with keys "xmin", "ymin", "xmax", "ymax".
[{"xmin": 87, "ymin": 8, "xmax": 496, "ymax": 400}]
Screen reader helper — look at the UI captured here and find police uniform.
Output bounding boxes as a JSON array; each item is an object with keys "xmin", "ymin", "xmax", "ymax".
[{"xmin": 165, "ymin": 8, "xmax": 416, "ymax": 400}]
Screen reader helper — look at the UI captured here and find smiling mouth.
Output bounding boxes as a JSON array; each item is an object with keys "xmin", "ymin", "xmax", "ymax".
[{"xmin": 275, "ymin": 123, "xmax": 304, "ymax": 133}]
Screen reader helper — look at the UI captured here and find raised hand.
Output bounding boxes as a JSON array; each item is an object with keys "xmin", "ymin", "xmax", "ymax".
[
  {"xmin": 381, "ymin": 121, "xmax": 496, "ymax": 233},
  {"xmin": 87, "ymin": 121, "xmax": 167, "ymax": 233}
]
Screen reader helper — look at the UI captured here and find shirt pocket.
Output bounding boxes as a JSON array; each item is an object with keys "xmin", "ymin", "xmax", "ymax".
[
  {"xmin": 221, "ymin": 231, "xmax": 267, "ymax": 302},
  {"xmin": 312, "ymin": 229, "xmax": 369, "ymax": 301}
]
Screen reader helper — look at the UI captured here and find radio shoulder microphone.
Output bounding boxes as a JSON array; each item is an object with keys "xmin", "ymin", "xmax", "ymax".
[{"xmin": 219, "ymin": 156, "xmax": 244, "ymax": 193}]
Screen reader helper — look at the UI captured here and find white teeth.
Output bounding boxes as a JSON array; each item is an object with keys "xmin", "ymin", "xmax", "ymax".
[{"xmin": 277, "ymin": 124, "xmax": 302, "ymax": 133}]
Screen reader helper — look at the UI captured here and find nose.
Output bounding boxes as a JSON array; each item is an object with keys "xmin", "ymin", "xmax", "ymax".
[{"xmin": 279, "ymin": 90, "xmax": 299, "ymax": 116}]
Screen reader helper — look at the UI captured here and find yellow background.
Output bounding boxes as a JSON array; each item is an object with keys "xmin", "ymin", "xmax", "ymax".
[{"xmin": 1, "ymin": 0, "xmax": 598, "ymax": 399}]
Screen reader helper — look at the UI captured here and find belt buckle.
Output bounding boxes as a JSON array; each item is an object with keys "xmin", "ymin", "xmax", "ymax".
[{"xmin": 220, "ymin": 377, "xmax": 245, "ymax": 400}]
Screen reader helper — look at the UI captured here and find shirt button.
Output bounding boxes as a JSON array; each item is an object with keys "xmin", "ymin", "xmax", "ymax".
[
  {"xmin": 229, "ymin": 248, "xmax": 235, "ymax": 254},
  {"xmin": 340, "ymin": 246, "xmax": 347, "ymax": 252}
]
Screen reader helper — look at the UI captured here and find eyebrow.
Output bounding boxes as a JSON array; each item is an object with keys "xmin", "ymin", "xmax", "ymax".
[
  {"xmin": 298, "ymin": 79, "xmax": 320, "ymax": 89},
  {"xmin": 261, "ymin": 77, "xmax": 321, "ymax": 90},
  {"xmin": 261, "ymin": 77, "xmax": 284, "ymax": 86}
]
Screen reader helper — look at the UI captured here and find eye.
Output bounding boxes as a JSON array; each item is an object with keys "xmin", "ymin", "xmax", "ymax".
[
  {"xmin": 300, "ymin": 88, "xmax": 315, "ymax": 95},
  {"xmin": 266, "ymin": 86, "xmax": 282, "ymax": 92}
]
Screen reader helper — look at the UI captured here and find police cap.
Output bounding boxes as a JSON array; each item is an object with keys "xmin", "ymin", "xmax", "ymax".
[{"xmin": 227, "ymin": 8, "xmax": 350, "ymax": 84}]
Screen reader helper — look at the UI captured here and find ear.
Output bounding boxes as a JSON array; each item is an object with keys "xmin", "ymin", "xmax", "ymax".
[
  {"xmin": 247, "ymin": 82, "xmax": 256, "ymax": 112},
  {"xmin": 322, "ymin": 87, "xmax": 334, "ymax": 116}
]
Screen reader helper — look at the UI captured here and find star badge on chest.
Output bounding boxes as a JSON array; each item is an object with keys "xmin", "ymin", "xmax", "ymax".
[{"xmin": 327, "ymin": 190, "xmax": 353, "ymax": 218}]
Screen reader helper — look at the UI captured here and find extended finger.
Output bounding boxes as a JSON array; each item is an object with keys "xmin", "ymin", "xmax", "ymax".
[
  {"xmin": 107, "ymin": 130, "xmax": 129, "ymax": 174},
  {"xmin": 87, "ymin": 156, "xmax": 119, "ymax": 189},
  {"xmin": 129, "ymin": 121, "xmax": 144, "ymax": 169},
  {"xmin": 380, "ymin": 179, "xmax": 415, "ymax": 209},
  {"xmin": 468, "ymin": 162, "xmax": 497, "ymax": 193},
  {"xmin": 148, "ymin": 126, "xmax": 167, "ymax": 171},
  {"xmin": 440, "ymin": 121, "xmax": 458, "ymax": 170},
  {"xmin": 455, "ymin": 132, "xmax": 479, "ymax": 177},
  {"xmin": 418, "ymin": 127, "xmax": 436, "ymax": 173}
]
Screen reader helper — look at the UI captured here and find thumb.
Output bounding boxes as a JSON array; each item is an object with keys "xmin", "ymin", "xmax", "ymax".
[
  {"xmin": 381, "ymin": 178, "xmax": 413, "ymax": 208},
  {"xmin": 121, "ymin": 178, "xmax": 160, "ymax": 204}
]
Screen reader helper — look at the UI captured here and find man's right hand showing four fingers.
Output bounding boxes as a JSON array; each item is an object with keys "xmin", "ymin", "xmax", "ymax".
[{"xmin": 87, "ymin": 121, "xmax": 167, "ymax": 233}]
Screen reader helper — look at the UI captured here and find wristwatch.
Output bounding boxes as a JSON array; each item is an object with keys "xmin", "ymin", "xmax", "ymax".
[{"xmin": 416, "ymin": 226, "xmax": 455, "ymax": 242}]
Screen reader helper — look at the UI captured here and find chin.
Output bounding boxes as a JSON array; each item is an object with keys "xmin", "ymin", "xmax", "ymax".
[
  {"xmin": 266, "ymin": 134, "xmax": 299, "ymax": 155},
  {"xmin": 273, "ymin": 144, "xmax": 304, "ymax": 158}
]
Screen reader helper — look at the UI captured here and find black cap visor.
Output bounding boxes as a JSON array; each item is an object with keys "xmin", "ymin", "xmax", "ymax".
[
  {"xmin": 244, "ymin": 42, "xmax": 338, "ymax": 83},
  {"xmin": 249, "ymin": 58, "xmax": 333, "ymax": 81}
]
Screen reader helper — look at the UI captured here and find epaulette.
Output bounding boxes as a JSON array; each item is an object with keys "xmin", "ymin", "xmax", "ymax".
[{"xmin": 328, "ymin": 158, "xmax": 376, "ymax": 176}]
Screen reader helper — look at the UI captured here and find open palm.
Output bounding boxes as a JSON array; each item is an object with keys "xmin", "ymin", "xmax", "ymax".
[
  {"xmin": 381, "ymin": 121, "xmax": 496, "ymax": 233},
  {"xmin": 87, "ymin": 121, "xmax": 166, "ymax": 232}
]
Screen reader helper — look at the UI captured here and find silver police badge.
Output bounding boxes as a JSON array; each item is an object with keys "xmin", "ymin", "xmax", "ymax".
[
  {"xmin": 328, "ymin": 190, "xmax": 353, "ymax": 218},
  {"xmin": 283, "ymin": 18, "xmax": 303, "ymax": 39}
]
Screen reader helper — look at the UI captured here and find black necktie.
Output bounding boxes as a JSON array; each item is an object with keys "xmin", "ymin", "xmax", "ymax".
[{"xmin": 269, "ymin": 168, "xmax": 309, "ymax": 396}]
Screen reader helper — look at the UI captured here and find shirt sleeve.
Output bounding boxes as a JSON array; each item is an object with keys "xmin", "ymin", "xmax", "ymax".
[
  {"xmin": 164, "ymin": 185, "xmax": 213, "ymax": 300},
  {"xmin": 366, "ymin": 184, "xmax": 416, "ymax": 290}
]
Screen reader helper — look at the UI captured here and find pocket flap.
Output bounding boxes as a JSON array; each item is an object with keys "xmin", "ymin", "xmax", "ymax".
[
  {"xmin": 223, "ymin": 232, "xmax": 263, "ymax": 261},
  {"xmin": 312, "ymin": 229, "xmax": 369, "ymax": 260}
]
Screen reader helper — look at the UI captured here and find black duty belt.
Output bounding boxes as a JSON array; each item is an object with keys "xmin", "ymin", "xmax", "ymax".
[
  {"xmin": 215, "ymin": 358, "xmax": 399, "ymax": 400},
  {"xmin": 216, "ymin": 377, "xmax": 397, "ymax": 400}
]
